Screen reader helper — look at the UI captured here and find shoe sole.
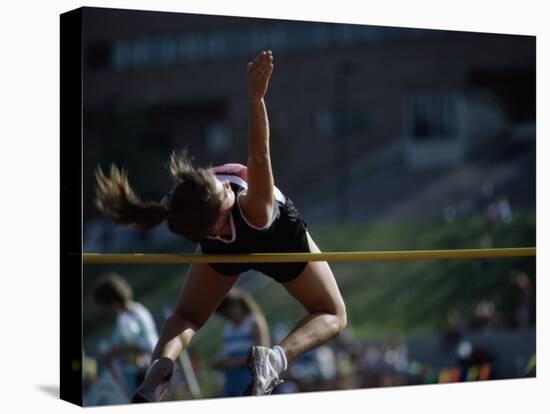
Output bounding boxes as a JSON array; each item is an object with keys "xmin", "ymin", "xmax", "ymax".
[
  {"xmin": 247, "ymin": 346, "xmax": 258, "ymax": 377},
  {"xmin": 246, "ymin": 346, "xmax": 263, "ymax": 396}
]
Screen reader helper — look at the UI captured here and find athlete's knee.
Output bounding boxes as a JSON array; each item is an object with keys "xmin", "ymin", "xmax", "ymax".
[
  {"xmin": 324, "ymin": 306, "xmax": 347, "ymax": 336},
  {"xmin": 335, "ymin": 306, "xmax": 347, "ymax": 334}
]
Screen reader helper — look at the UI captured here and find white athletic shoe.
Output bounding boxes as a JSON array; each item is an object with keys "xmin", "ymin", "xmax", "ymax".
[{"xmin": 245, "ymin": 346, "xmax": 284, "ymax": 396}]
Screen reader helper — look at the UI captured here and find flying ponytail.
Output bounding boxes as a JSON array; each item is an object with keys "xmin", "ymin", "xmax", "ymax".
[{"xmin": 94, "ymin": 164, "xmax": 168, "ymax": 230}]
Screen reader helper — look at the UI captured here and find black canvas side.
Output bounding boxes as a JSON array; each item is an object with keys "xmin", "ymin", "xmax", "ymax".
[{"xmin": 60, "ymin": 7, "xmax": 83, "ymax": 407}]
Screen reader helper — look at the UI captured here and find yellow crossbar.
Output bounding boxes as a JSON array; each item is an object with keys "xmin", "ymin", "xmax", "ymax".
[{"xmin": 81, "ymin": 247, "xmax": 535, "ymax": 265}]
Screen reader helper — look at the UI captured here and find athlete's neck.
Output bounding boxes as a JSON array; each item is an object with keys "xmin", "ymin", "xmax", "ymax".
[{"xmin": 213, "ymin": 215, "xmax": 232, "ymax": 238}]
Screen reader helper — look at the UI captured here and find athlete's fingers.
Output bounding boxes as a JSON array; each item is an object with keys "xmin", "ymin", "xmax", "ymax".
[
  {"xmin": 255, "ymin": 51, "xmax": 271, "ymax": 71},
  {"xmin": 249, "ymin": 65, "xmax": 263, "ymax": 81},
  {"xmin": 250, "ymin": 51, "xmax": 272, "ymax": 74},
  {"xmin": 252, "ymin": 59, "xmax": 270, "ymax": 79},
  {"xmin": 258, "ymin": 56, "xmax": 272, "ymax": 76},
  {"xmin": 260, "ymin": 62, "xmax": 273, "ymax": 79},
  {"xmin": 266, "ymin": 63, "xmax": 273, "ymax": 78},
  {"xmin": 249, "ymin": 54, "xmax": 268, "ymax": 77},
  {"xmin": 252, "ymin": 51, "xmax": 265, "ymax": 65},
  {"xmin": 265, "ymin": 51, "xmax": 273, "ymax": 67},
  {"xmin": 247, "ymin": 57, "xmax": 261, "ymax": 77},
  {"xmin": 252, "ymin": 66, "xmax": 268, "ymax": 82}
]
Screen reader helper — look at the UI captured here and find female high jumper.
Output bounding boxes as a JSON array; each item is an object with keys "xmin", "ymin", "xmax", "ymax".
[{"xmin": 95, "ymin": 50, "xmax": 347, "ymax": 401}]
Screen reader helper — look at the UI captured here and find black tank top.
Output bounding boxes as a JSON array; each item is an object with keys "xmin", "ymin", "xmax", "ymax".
[{"xmin": 198, "ymin": 174, "xmax": 308, "ymax": 259}]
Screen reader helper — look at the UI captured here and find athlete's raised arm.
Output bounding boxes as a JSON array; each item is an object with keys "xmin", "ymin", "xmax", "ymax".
[{"xmin": 240, "ymin": 50, "xmax": 275, "ymax": 228}]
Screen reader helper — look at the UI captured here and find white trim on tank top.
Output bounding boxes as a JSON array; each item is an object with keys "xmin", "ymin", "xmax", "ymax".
[
  {"xmin": 206, "ymin": 213, "xmax": 236, "ymax": 244},
  {"xmin": 215, "ymin": 175, "xmax": 285, "ymax": 204},
  {"xmin": 215, "ymin": 174, "xmax": 285, "ymax": 231}
]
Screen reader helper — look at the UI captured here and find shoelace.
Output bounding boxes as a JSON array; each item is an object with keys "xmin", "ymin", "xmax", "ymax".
[
  {"xmin": 249, "ymin": 347, "xmax": 285, "ymax": 395},
  {"xmin": 264, "ymin": 378, "xmax": 284, "ymax": 394},
  {"xmin": 257, "ymin": 358, "xmax": 284, "ymax": 394}
]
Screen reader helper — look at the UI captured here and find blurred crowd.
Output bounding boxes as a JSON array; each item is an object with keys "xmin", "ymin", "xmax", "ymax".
[
  {"xmin": 83, "ymin": 273, "xmax": 158, "ymax": 405},
  {"xmin": 83, "ymin": 269, "xmax": 535, "ymax": 406},
  {"xmin": 270, "ymin": 313, "xmax": 534, "ymax": 395}
]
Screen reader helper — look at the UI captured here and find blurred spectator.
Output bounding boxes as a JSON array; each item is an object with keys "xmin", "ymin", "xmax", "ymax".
[
  {"xmin": 331, "ymin": 331, "xmax": 361, "ymax": 389},
  {"xmin": 359, "ymin": 343, "xmax": 385, "ymax": 387},
  {"xmin": 456, "ymin": 340, "xmax": 473, "ymax": 369},
  {"xmin": 485, "ymin": 196, "xmax": 513, "ymax": 227},
  {"xmin": 470, "ymin": 299, "xmax": 500, "ymax": 330},
  {"xmin": 212, "ymin": 288, "xmax": 270, "ymax": 397},
  {"xmin": 509, "ymin": 270, "xmax": 533, "ymax": 328},
  {"xmin": 288, "ymin": 350, "xmax": 320, "ymax": 390},
  {"xmin": 91, "ymin": 272, "xmax": 159, "ymax": 400},
  {"xmin": 496, "ymin": 197, "xmax": 513, "ymax": 224},
  {"xmin": 82, "ymin": 351, "xmax": 98, "ymax": 397},
  {"xmin": 381, "ymin": 337, "xmax": 409, "ymax": 386},
  {"xmin": 441, "ymin": 309, "xmax": 466, "ymax": 349},
  {"xmin": 479, "ymin": 233, "xmax": 496, "ymax": 268},
  {"xmin": 271, "ymin": 379, "xmax": 300, "ymax": 394},
  {"xmin": 83, "ymin": 365, "xmax": 128, "ymax": 405},
  {"xmin": 285, "ymin": 344, "xmax": 339, "ymax": 392},
  {"xmin": 358, "ymin": 337, "xmax": 409, "ymax": 388}
]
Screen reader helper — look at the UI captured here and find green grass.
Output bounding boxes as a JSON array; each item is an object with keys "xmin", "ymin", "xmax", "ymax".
[{"xmin": 251, "ymin": 214, "xmax": 535, "ymax": 337}]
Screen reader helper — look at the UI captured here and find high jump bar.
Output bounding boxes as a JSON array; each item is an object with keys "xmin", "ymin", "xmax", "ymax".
[{"xmin": 82, "ymin": 247, "xmax": 536, "ymax": 265}]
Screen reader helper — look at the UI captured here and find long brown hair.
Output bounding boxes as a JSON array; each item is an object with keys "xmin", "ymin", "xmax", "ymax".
[{"xmin": 94, "ymin": 150, "xmax": 222, "ymax": 240}]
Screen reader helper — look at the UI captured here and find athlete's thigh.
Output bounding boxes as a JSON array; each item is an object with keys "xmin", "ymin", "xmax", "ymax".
[
  {"xmin": 173, "ymin": 245, "xmax": 240, "ymax": 327},
  {"xmin": 282, "ymin": 232, "xmax": 345, "ymax": 315}
]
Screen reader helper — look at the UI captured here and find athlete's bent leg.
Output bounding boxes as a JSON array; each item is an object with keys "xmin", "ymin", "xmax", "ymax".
[
  {"xmin": 132, "ymin": 246, "xmax": 239, "ymax": 402},
  {"xmin": 245, "ymin": 233, "xmax": 346, "ymax": 395},
  {"xmin": 279, "ymin": 232, "xmax": 347, "ymax": 363}
]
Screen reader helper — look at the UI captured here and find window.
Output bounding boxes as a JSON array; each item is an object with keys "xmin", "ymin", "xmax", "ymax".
[{"xmin": 406, "ymin": 93, "xmax": 459, "ymax": 141}]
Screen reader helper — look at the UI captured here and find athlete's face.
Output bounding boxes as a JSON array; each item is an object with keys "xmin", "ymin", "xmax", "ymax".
[
  {"xmin": 101, "ymin": 302, "xmax": 123, "ymax": 317},
  {"xmin": 210, "ymin": 179, "xmax": 235, "ymax": 235},
  {"xmin": 219, "ymin": 301, "xmax": 245, "ymax": 323},
  {"xmin": 216, "ymin": 179, "xmax": 235, "ymax": 212}
]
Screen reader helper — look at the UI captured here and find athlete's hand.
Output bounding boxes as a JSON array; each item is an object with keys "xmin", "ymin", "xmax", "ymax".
[{"xmin": 247, "ymin": 50, "xmax": 273, "ymax": 101}]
